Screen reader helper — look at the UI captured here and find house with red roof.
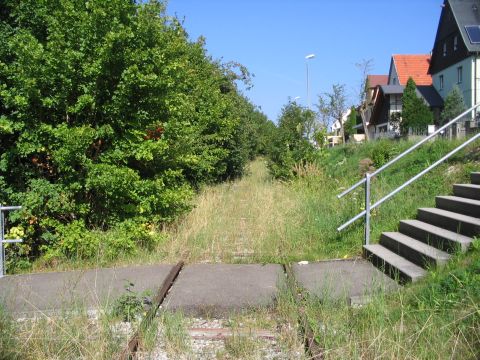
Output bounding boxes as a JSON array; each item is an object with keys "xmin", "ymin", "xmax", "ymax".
[
  {"xmin": 367, "ymin": 55, "xmax": 444, "ymax": 139},
  {"xmin": 389, "ymin": 54, "xmax": 433, "ymax": 86},
  {"xmin": 356, "ymin": 75, "xmax": 388, "ymax": 140},
  {"xmin": 366, "ymin": 75, "xmax": 389, "ymax": 104}
]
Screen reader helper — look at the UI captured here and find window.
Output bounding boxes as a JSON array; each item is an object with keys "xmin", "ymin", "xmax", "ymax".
[
  {"xmin": 439, "ymin": 75, "xmax": 444, "ymax": 90},
  {"xmin": 443, "ymin": 42, "xmax": 447, "ymax": 56},
  {"xmin": 392, "ymin": 77, "xmax": 397, "ymax": 85},
  {"xmin": 454, "ymin": 35, "xmax": 458, "ymax": 51},
  {"xmin": 457, "ymin": 66, "xmax": 463, "ymax": 83}
]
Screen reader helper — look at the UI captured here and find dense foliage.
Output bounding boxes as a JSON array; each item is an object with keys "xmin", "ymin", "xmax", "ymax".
[
  {"xmin": 267, "ymin": 102, "xmax": 321, "ymax": 179},
  {"xmin": 401, "ymin": 77, "xmax": 433, "ymax": 133},
  {"xmin": 441, "ymin": 85, "xmax": 467, "ymax": 125},
  {"xmin": 0, "ymin": 0, "xmax": 273, "ymax": 269},
  {"xmin": 345, "ymin": 106, "xmax": 357, "ymax": 137}
]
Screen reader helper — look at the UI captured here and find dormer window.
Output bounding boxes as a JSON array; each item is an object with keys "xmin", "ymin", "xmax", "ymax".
[
  {"xmin": 443, "ymin": 42, "xmax": 447, "ymax": 56},
  {"xmin": 454, "ymin": 36, "xmax": 458, "ymax": 51}
]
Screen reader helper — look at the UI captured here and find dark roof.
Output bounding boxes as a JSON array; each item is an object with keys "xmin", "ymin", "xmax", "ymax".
[
  {"xmin": 449, "ymin": 0, "xmax": 480, "ymax": 52},
  {"xmin": 416, "ymin": 86, "xmax": 444, "ymax": 108},
  {"xmin": 380, "ymin": 85, "xmax": 404, "ymax": 94},
  {"xmin": 378, "ymin": 85, "xmax": 444, "ymax": 107}
]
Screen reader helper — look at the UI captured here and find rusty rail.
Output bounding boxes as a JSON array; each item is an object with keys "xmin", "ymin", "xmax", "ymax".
[
  {"xmin": 284, "ymin": 264, "xmax": 323, "ymax": 360},
  {"xmin": 118, "ymin": 261, "xmax": 184, "ymax": 360}
]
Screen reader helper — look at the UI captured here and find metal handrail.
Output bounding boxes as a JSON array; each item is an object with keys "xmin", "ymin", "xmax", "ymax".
[
  {"xmin": 337, "ymin": 132, "xmax": 480, "ymax": 234},
  {"xmin": 337, "ymin": 102, "xmax": 480, "ymax": 245},
  {"xmin": 337, "ymin": 102, "xmax": 480, "ymax": 199}
]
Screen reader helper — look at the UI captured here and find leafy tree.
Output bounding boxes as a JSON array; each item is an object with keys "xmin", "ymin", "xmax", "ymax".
[
  {"xmin": 440, "ymin": 85, "xmax": 466, "ymax": 125},
  {"xmin": 323, "ymin": 84, "xmax": 348, "ymax": 143},
  {"xmin": 0, "ymin": 0, "xmax": 273, "ymax": 266},
  {"xmin": 401, "ymin": 78, "xmax": 433, "ymax": 134},
  {"xmin": 267, "ymin": 102, "xmax": 316, "ymax": 179},
  {"xmin": 345, "ymin": 106, "xmax": 357, "ymax": 136},
  {"xmin": 316, "ymin": 95, "xmax": 330, "ymax": 129}
]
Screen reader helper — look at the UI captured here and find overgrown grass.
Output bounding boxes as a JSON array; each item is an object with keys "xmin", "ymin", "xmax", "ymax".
[
  {"xmin": 0, "ymin": 306, "xmax": 123, "ymax": 359},
  {"xmin": 21, "ymin": 138, "xmax": 479, "ymax": 272},
  {"xmin": 275, "ymin": 138, "xmax": 479, "ymax": 261},
  {"xmin": 302, "ymin": 239, "xmax": 480, "ymax": 359}
]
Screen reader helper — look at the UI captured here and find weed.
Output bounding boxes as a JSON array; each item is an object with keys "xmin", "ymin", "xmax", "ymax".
[
  {"xmin": 111, "ymin": 282, "xmax": 152, "ymax": 322},
  {"xmin": 0, "ymin": 305, "xmax": 21, "ymax": 360},
  {"xmin": 0, "ymin": 308, "xmax": 121, "ymax": 359},
  {"xmin": 222, "ymin": 331, "xmax": 262, "ymax": 359},
  {"xmin": 159, "ymin": 311, "xmax": 191, "ymax": 356}
]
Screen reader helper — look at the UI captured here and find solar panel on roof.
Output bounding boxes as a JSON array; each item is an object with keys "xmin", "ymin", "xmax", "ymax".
[{"xmin": 465, "ymin": 25, "xmax": 480, "ymax": 44}]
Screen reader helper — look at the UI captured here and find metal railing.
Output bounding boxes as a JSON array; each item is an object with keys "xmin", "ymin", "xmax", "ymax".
[
  {"xmin": 0, "ymin": 205, "xmax": 23, "ymax": 278},
  {"xmin": 337, "ymin": 102, "xmax": 480, "ymax": 245}
]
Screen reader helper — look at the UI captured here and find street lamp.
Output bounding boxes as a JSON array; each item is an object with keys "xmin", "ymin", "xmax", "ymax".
[{"xmin": 305, "ymin": 54, "xmax": 315, "ymax": 109}]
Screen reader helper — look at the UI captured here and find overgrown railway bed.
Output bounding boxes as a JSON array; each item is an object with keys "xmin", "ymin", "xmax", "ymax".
[{"xmin": 0, "ymin": 259, "xmax": 397, "ymax": 359}]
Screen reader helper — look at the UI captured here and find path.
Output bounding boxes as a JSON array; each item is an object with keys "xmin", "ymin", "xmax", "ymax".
[
  {"xmin": 158, "ymin": 159, "xmax": 300, "ymax": 263},
  {"xmin": 0, "ymin": 260, "xmax": 397, "ymax": 318}
]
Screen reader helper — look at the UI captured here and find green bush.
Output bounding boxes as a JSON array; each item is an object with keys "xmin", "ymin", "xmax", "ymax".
[
  {"xmin": 267, "ymin": 102, "xmax": 320, "ymax": 179},
  {"xmin": 58, "ymin": 220, "xmax": 100, "ymax": 259},
  {"xmin": 370, "ymin": 139, "xmax": 400, "ymax": 168},
  {"xmin": 0, "ymin": 0, "xmax": 275, "ymax": 267}
]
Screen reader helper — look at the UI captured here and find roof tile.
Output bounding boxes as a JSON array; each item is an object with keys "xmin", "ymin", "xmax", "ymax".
[
  {"xmin": 367, "ymin": 75, "xmax": 389, "ymax": 88},
  {"xmin": 393, "ymin": 54, "xmax": 432, "ymax": 85}
]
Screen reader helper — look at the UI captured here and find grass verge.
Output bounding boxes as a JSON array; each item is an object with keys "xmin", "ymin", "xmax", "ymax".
[{"xmin": 303, "ymin": 239, "xmax": 480, "ymax": 359}]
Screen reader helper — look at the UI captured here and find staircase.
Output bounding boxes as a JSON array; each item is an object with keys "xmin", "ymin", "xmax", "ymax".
[{"xmin": 364, "ymin": 172, "xmax": 480, "ymax": 283}]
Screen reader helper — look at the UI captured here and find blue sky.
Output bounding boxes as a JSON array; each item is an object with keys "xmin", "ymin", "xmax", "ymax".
[{"xmin": 166, "ymin": 0, "xmax": 443, "ymax": 122}]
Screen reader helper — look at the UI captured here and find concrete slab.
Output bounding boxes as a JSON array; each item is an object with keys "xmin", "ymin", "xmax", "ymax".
[
  {"xmin": 293, "ymin": 259, "xmax": 399, "ymax": 303},
  {"xmin": 0, "ymin": 264, "xmax": 174, "ymax": 317},
  {"xmin": 164, "ymin": 264, "xmax": 284, "ymax": 317}
]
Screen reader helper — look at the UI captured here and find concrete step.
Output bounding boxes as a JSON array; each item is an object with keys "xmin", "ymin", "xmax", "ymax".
[
  {"xmin": 363, "ymin": 244, "xmax": 427, "ymax": 283},
  {"xmin": 380, "ymin": 232, "xmax": 451, "ymax": 268},
  {"xmin": 472, "ymin": 172, "xmax": 480, "ymax": 185},
  {"xmin": 399, "ymin": 219, "xmax": 472, "ymax": 253},
  {"xmin": 453, "ymin": 184, "xmax": 480, "ymax": 200},
  {"xmin": 435, "ymin": 196, "xmax": 480, "ymax": 218},
  {"xmin": 417, "ymin": 207, "xmax": 480, "ymax": 238}
]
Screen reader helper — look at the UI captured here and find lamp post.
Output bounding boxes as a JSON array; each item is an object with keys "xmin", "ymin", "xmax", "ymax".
[{"xmin": 305, "ymin": 54, "xmax": 315, "ymax": 109}]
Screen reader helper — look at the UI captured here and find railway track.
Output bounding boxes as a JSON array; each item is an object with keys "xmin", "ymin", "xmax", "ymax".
[{"xmin": 118, "ymin": 261, "xmax": 323, "ymax": 360}]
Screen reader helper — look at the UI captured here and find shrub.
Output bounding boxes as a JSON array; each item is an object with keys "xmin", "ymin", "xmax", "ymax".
[
  {"xmin": 0, "ymin": 0, "xmax": 275, "ymax": 267},
  {"xmin": 267, "ymin": 102, "xmax": 320, "ymax": 179},
  {"xmin": 370, "ymin": 140, "xmax": 399, "ymax": 168},
  {"xmin": 57, "ymin": 220, "xmax": 100, "ymax": 259}
]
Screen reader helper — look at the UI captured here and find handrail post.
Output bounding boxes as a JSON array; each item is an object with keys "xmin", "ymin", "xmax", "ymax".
[
  {"xmin": 0, "ymin": 207, "xmax": 4, "ymax": 277},
  {"xmin": 0, "ymin": 205, "xmax": 23, "ymax": 278},
  {"xmin": 365, "ymin": 173, "xmax": 371, "ymax": 246}
]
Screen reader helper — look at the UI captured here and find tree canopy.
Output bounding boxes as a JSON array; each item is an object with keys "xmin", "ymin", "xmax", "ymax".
[
  {"xmin": 401, "ymin": 78, "xmax": 433, "ymax": 133},
  {"xmin": 441, "ymin": 85, "xmax": 466, "ymax": 125},
  {"xmin": 0, "ymin": 0, "xmax": 273, "ymax": 267}
]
